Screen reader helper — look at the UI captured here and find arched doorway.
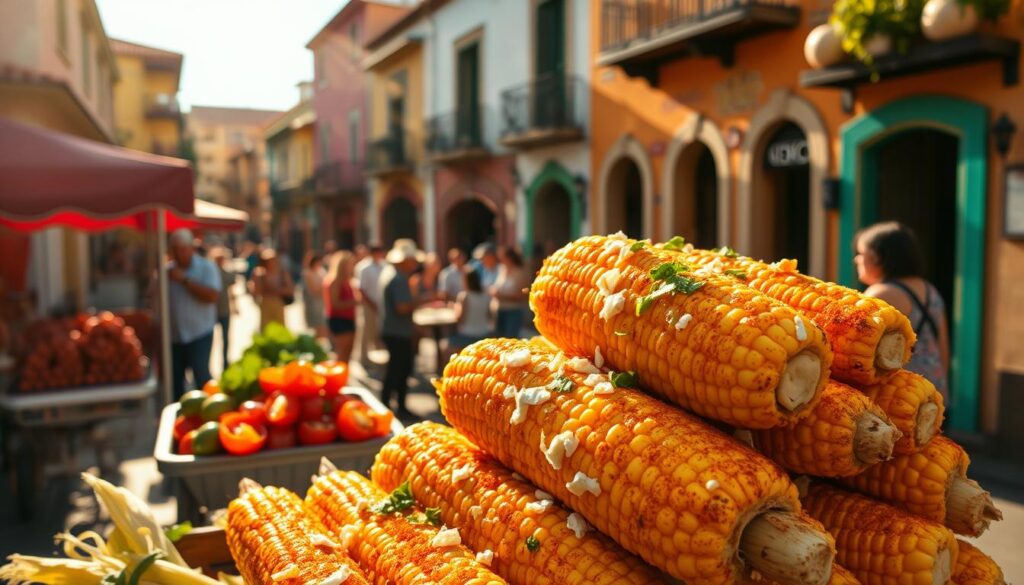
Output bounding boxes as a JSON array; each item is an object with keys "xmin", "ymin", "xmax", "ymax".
[
  {"xmin": 382, "ymin": 196, "xmax": 418, "ymax": 245},
  {"xmin": 532, "ymin": 181, "xmax": 573, "ymax": 258},
  {"xmin": 669, "ymin": 142, "xmax": 719, "ymax": 248},
  {"xmin": 445, "ymin": 198, "xmax": 496, "ymax": 254},
  {"xmin": 605, "ymin": 158, "xmax": 644, "ymax": 239},
  {"xmin": 750, "ymin": 122, "xmax": 810, "ymax": 269}
]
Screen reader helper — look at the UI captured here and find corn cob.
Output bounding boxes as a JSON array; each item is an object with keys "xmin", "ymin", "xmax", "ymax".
[
  {"xmin": 437, "ymin": 337, "xmax": 836, "ymax": 585},
  {"xmin": 858, "ymin": 370, "xmax": 944, "ymax": 454},
  {"xmin": 306, "ymin": 465, "xmax": 506, "ymax": 585},
  {"xmin": 225, "ymin": 480, "xmax": 369, "ymax": 585},
  {"xmin": 802, "ymin": 482, "xmax": 958, "ymax": 585},
  {"xmin": 666, "ymin": 245, "xmax": 915, "ymax": 386},
  {"xmin": 531, "ymin": 235, "xmax": 832, "ymax": 429},
  {"xmin": 750, "ymin": 381, "xmax": 901, "ymax": 477},
  {"xmin": 838, "ymin": 436, "xmax": 1003, "ymax": 537},
  {"xmin": 371, "ymin": 421, "xmax": 665, "ymax": 585},
  {"xmin": 952, "ymin": 540, "xmax": 1005, "ymax": 585},
  {"xmin": 761, "ymin": 562, "xmax": 862, "ymax": 585}
]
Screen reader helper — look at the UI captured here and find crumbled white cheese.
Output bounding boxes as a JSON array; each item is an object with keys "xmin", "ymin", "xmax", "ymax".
[
  {"xmin": 502, "ymin": 384, "xmax": 517, "ymax": 399},
  {"xmin": 566, "ymin": 513, "xmax": 590, "ymax": 538},
  {"xmin": 596, "ymin": 268, "xmax": 621, "ymax": 296},
  {"xmin": 535, "ymin": 489, "xmax": 554, "ymax": 501},
  {"xmin": 531, "ymin": 359, "xmax": 549, "ymax": 374},
  {"xmin": 609, "ymin": 231, "xmax": 628, "ymax": 240},
  {"xmin": 337, "ymin": 525, "xmax": 359, "ymax": 549},
  {"xmin": 525, "ymin": 499, "xmax": 552, "ymax": 514},
  {"xmin": 593, "ymin": 381, "xmax": 615, "ymax": 395},
  {"xmin": 693, "ymin": 257, "xmax": 725, "ymax": 278},
  {"xmin": 452, "ymin": 464, "xmax": 472, "ymax": 484},
  {"xmin": 565, "ymin": 472, "xmax": 601, "ymax": 497},
  {"xmin": 475, "ymin": 550, "xmax": 494, "ymax": 566},
  {"xmin": 318, "ymin": 566, "xmax": 351, "ymax": 585},
  {"xmin": 430, "ymin": 526, "xmax": 462, "ymax": 548},
  {"xmin": 705, "ymin": 479, "xmax": 720, "ymax": 491},
  {"xmin": 272, "ymin": 565, "xmax": 300, "ymax": 581},
  {"xmin": 310, "ymin": 533, "xmax": 340, "ymax": 550},
  {"xmin": 794, "ymin": 316, "xmax": 807, "ymax": 341},
  {"xmin": 599, "ymin": 291, "xmax": 626, "ymax": 320},
  {"xmin": 469, "ymin": 505, "xmax": 483, "ymax": 519},
  {"xmin": 593, "ymin": 346, "xmax": 604, "ymax": 369},
  {"xmin": 674, "ymin": 313, "xmax": 693, "ymax": 331},
  {"xmin": 501, "ymin": 347, "xmax": 532, "ymax": 368},
  {"xmin": 510, "ymin": 386, "xmax": 552, "ymax": 425},
  {"xmin": 567, "ymin": 357, "xmax": 600, "ymax": 375},
  {"xmin": 511, "ymin": 472, "xmax": 526, "ymax": 481},
  {"xmin": 582, "ymin": 373, "xmax": 605, "ymax": 387},
  {"xmin": 617, "ymin": 244, "xmax": 636, "ymax": 266},
  {"xmin": 542, "ymin": 430, "xmax": 579, "ymax": 470}
]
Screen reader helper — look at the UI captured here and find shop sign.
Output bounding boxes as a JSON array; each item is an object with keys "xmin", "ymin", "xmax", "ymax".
[{"xmin": 764, "ymin": 124, "xmax": 809, "ymax": 168}]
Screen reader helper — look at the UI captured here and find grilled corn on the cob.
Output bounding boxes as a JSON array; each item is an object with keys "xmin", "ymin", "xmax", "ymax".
[
  {"xmin": 838, "ymin": 436, "xmax": 1003, "ymax": 537},
  {"xmin": 306, "ymin": 466, "xmax": 506, "ymax": 585},
  {"xmin": 751, "ymin": 381, "xmax": 901, "ymax": 477},
  {"xmin": 530, "ymin": 234, "xmax": 832, "ymax": 429},
  {"xmin": 371, "ymin": 421, "xmax": 665, "ymax": 585},
  {"xmin": 225, "ymin": 480, "xmax": 369, "ymax": 585},
  {"xmin": 437, "ymin": 337, "xmax": 835, "ymax": 585},
  {"xmin": 952, "ymin": 540, "xmax": 1005, "ymax": 585},
  {"xmin": 858, "ymin": 370, "xmax": 944, "ymax": 454},
  {"xmin": 802, "ymin": 483, "xmax": 957, "ymax": 585},
  {"xmin": 668, "ymin": 246, "xmax": 914, "ymax": 386}
]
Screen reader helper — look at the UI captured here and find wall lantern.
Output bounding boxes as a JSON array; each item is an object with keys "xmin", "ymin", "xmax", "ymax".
[
  {"xmin": 993, "ymin": 113, "xmax": 1016, "ymax": 160},
  {"xmin": 725, "ymin": 126, "xmax": 744, "ymax": 150}
]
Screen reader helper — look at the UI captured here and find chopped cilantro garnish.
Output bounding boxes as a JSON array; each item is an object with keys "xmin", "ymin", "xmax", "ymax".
[
  {"xmin": 525, "ymin": 535, "xmax": 541, "ymax": 552},
  {"xmin": 724, "ymin": 269, "xmax": 748, "ymax": 280},
  {"xmin": 663, "ymin": 236, "xmax": 687, "ymax": 250},
  {"xmin": 635, "ymin": 274, "xmax": 704, "ymax": 316},
  {"xmin": 163, "ymin": 521, "xmax": 192, "ymax": 543},
  {"xmin": 408, "ymin": 507, "xmax": 443, "ymax": 526},
  {"xmin": 649, "ymin": 262, "xmax": 688, "ymax": 281},
  {"xmin": 629, "ymin": 241, "xmax": 646, "ymax": 252},
  {"xmin": 547, "ymin": 375, "xmax": 576, "ymax": 394},
  {"xmin": 610, "ymin": 370, "xmax": 639, "ymax": 388},
  {"xmin": 373, "ymin": 480, "xmax": 415, "ymax": 514},
  {"xmin": 717, "ymin": 246, "xmax": 739, "ymax": 258}
]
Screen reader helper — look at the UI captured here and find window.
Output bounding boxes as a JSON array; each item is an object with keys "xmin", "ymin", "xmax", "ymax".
[
  {"xmin": 348, "ymin": 110, "xmax": 361, "ymax": 163},
  {"xmin": 456, "ymin": 39, "xmax": 481, "ymax": 144},
  {"xmin": 80, "ymin": 15, "xmax": 91, "ymax": 94},
  {"xmin": 56, "ymin": 0, "xmax": 68, "ymax": 54},
  {"xmin": 320, "ymin": 122, "xmax": 330, "ymax": 162}
]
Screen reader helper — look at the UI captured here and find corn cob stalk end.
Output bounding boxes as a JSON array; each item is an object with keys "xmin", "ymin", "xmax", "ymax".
[
  {"xmin": 916, "ymin": 401, "xmax": 941, "ymax": 445},
  {"xmin": 853, "ymin": 411, "xmax": 901, "ymax": 466},
  {"xmin": 740, "ymin": 511, "xmax": 835, "ymax": 585},
  {"xmin": 947, "ymin": 476, "xmax": 1003, "ymax": 536},
  {"xmin": 875, "ymin": 331, "xmax": 907, "ymax": 370},
  {"xmin": 778, "ymin": 351, "xmax": 823, "ymax": 412}
]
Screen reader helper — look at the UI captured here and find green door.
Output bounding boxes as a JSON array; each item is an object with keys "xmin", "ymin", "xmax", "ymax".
[
  {"xmin": 535, "ymin": 0, "xmax": 566, "ymax": 128},
  {"xmin": 456, "ymin": 42, "xmax": 481, "ymax": 146}
]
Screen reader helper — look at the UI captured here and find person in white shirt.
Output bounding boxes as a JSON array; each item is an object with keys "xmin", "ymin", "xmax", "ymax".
[
  {"xmin": 354, "ymin": 244, "xmax": 386, "ymax": 362},
  {"xmin": 491, "ymin": 247, "xmax": 529, "ymax": 338},
  {"xmin": 447, "ymin": 269, "xmax": 492, "ymax": 360},
  {"xmin": 438, "ymin": 248, "xmax": 467, "ymax": 301}
]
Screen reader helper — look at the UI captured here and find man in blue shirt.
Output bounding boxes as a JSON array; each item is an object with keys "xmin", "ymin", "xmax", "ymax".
[
  {"xmin": 470, "ymin": 242, "xmax": 499, "ymax": 289},
  {"xmin": 166, "ymin": 229, "xmax": 221, "ymax": 400},
  {"xmin": 379, "ymin": 239, "xmax": 427, "ymax": 415}
]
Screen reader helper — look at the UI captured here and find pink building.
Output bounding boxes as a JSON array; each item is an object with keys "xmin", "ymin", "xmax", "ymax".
[{"xmin": 306, "ymin": 0, "xmax": 412, "ymax": 248}]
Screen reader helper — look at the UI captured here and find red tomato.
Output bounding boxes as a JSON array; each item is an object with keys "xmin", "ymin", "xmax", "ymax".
[
  {"xmin": 314, "ymin": 361, "xmax": 349, "ymax": 395},
  {"xmin": 336, "ymin": 400, "xmax": 394, "ymax": 442},
  {"xmin": 218, "ymin": 412, "xmax": 268, "ymax": 456},
  {"xmin": 202, "ymin": 379, "xmax": 221, "ymax": 396},
  {"xmin": 266, "ymin": 392, "xmax": 300, "ymax": 428},
  {"xmin": 266, "ymin": 426, "xmax": 297, "ymax": 450},
  {"xmin": 237, "ymin": 400, "xmax": 268, "ymax": 427},
  {"xmin": 298, "ymin": 417, "xmax": 337, "ymax": 445},
  {"xmin": 178, "ymin": 430, "xmax": 196, "ymax": 455},
  {"xmin": 282, "ymin": 361, "xmax": 326, "ymax": 398},
  {"xmin": 300, "ymin": 395, "xmax": 329, "ymax": 421},
  {"xmin": 173, "ymin": 414, "xmax": 203, "ymax": 442}
]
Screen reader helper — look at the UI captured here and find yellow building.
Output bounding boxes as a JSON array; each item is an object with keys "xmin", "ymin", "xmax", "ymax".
[
  {"xmin": 110, "ymin": 38, "xmax": 182, "ymax": 155},
  {"xmin": 266, "ymin": 83, "xmax": 317, "ymax": 263}
]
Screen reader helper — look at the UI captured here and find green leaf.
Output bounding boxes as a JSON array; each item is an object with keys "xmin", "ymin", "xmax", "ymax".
[
  {"xmin": 373, "ymin": 480, "xmax": 416, "ymax": 514},
  {"xmin": 610, "ymin": 371, "xmax": 639, "ymax": 388},
  {"xmin": 724, "ymin": 269, "xmax": 748, "ymax": 280},
  {"xmin": 424, "ymin": 507, "xmax": 442, "ymax": 526},
  {"xmin": 668, "ymin": 275, "xmax": 705, "ymax": 295},
  {"xmin": 649, "ymin": 262, "xmax": 688, "ymax": 281},
  {"xmin": 127, "ymin": 552, "xmax": 163, "ymax": 585},
  {"xmin": 717, "ymin": 246, "xmax": 739, "ymax": 258},
  {"xmin": 101, "ymin": 572, "xmax": 125, "ymax": 585},
  {"xmin": 163, "ymin": 521, "xmax": 192, "ymax": 543},
  {"xmin": 663, "ymin": 236, "xmax": 687, "ymax": 251},
  {"xmin": 525, "ymin": 535, "xmax": 540, "ymax": 552},
  {"xmin": 546, "ymin": 375, "xmax": 576, "ymax": 394},
  {"xmin": 629, "ymin": 241, "xmax": 646, "ymax": 252}
]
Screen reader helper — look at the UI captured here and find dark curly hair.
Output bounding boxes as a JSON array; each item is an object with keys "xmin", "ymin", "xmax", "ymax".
[{"xmin": 856, "ymin": 221, "xmax": 923, "ymax": 279}]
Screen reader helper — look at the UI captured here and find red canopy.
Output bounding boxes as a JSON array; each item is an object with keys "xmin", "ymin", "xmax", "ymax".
[
  {"xmin": 0, "ymin": 116, "xmax": 194, "ymax": 223},
  {"xmin": 0, "ymin": 199, "xmax": 249, "ymax": 233}
]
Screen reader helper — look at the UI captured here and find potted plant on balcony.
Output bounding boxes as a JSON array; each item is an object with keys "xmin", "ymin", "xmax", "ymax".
[
  {"xmin": 921, "ymin": 0, "xmax": 1009, "ymax": 40},
  {"xmin": 830, "ymin": 0, "xmax": 926, "ymax": 66}
]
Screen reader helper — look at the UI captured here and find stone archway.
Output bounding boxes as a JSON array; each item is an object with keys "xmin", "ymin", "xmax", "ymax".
[
  {"xmin": 524, "ymin": 161, "xmax": 581, "ymax": 259},
  {"xmin": 597, "ymin": 135, "xmax": 655, "ymax": 239},
  {"xmin": 738, "ymin": 89, "xmax": 830, "ymax": 277},
  {"xmin": 662, "ymin": 115, "xmax": 731, "ymax": 247}
]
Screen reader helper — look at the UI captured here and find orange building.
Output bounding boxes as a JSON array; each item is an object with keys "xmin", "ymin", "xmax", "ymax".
[{"xmin": 590, "ymin": 0, "xmax": 1023, "ymax": 440}]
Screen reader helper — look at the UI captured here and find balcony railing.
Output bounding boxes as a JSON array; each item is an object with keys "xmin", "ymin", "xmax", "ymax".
[
  {"xmin": 368, "ymin": 135, "xmax": 415, "ymax": 175},
  {"xmin": 599, "ymin": 0, "xmax": 799, "ymax": 78},
  {"xmin": 145, "ymin": 93, "xmax": 180, "ymax": 118},
  {"xmin": 500, "ymin": 74, "xmax": 585, "ymax": 149},
  {"xmin": 314, "ymin": 160, "xmax": 366, "ymax": 194},
  {"xmin": 426, "ymin": 107, "xmax": 490, "ymax": 162}
]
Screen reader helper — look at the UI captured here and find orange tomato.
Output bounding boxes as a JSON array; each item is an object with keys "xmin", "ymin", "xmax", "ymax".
[
  {"xmin": 336, "ymin": 400, "xmax": 393, "ymax": 442},
  {"xmin": 218, "ymin": 412, "xmax": 268, "ymax": 456},
  {"xmin": 202, "ymin": 379, "xmax": 221, "ymax": 396},
  {"xmin": 314, "ymin": 361, "xmax": 349, "ymax": 396}
]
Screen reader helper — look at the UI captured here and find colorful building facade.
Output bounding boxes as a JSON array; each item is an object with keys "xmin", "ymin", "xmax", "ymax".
[
  {"xmin": 110, "ymin": 38, "xmax": 182, "ymax": 156},
  {"xmin": 589, "ymin": 0, "xmax": 1024, "ymax": 440},
  {"xmin": 266, "ymin": 83, "xmax": 318, "ymax": 268}
]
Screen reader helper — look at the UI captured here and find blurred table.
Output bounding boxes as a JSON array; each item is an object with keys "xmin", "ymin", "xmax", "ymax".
[{"xmin": 413, "ymin": 305, "xmax": 457, "ymax": 374}]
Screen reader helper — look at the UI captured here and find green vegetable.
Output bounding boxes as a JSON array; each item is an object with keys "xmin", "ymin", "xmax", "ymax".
[
  {"xmin": 724, "ymin": 269, "xmax": 748, "ymax": 280},
  {"xmin": 164, "ymin": 521, "xmax": 193, "ymax": 543},
  {"xmin": 200, "ymin": 393, "xmax": 234, "ymax": 422},
  {"xmin": 547, "ymin": 375, "xmax": 576, "ymax": 394},
  {"xmin": 525, "ymin": 535, "xmax": 540, "ymax": 552},
  {"xmin": 663, "ymin": 236, "xmax": 687, "ymax": 250},
  {"xmin": 717, "ymin": 246, "xmax": 740, "ymax": 258},
  {"xmin": 102, "ymin": 551, "xmax": 163, "ymax": 585},
  {"xmin": 629, "ymin": 241, "xmax": 646, "ymax": 252},
  {"xmin": 635, "ymin": 274, "xmax": 704, "ymax": 316},
  {"xmin": 178, "ymin": 391, "xmax": 207, "ymax": 417},
  {"xmin": 374, "ymin": 480, "xmax": 416, "ymax": 514},
  {"xmin": 191, "ymin": 422, "xmax": 222, "ymax": 456},
  {"xmin": 610, "ymin": 371, "xmax": 639, "ymax": 388},
  {"xmin": 219, "ymin": 324, "xmax": 329, "ymax": 401},
  {"xmin": 649, "ymin": 262, "xmax": 688, "ymax": 281}
]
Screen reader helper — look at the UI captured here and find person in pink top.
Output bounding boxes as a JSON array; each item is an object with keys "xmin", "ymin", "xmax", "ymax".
[{"xmin": 323, "ymin": 251, "xmax": 359, "ymax": 361}]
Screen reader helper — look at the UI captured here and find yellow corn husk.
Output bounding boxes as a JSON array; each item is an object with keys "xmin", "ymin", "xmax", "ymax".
[
  {"xmin": 838, "ymin": 436, "xmax": 1003, "ymax": 537},
  {"xmin": 803, "ymin": 483, "xmax": 958, "ymax": 585},
  {"xmin": 437, "ymin": 337, "xmax": 836, "ymax": 585},
  {"xmin": 751, "ymin": 380, "xmax": 901, "ymax": 477},
  {"xmin": 371, "ymin": 421, "xmax": 665, "ymax": 585},
  {"xmin": 952, "ymin": 540, "xmax": 1006, "ymax": 585},
  {"xmin": 305, "ymin": 469, "xmax": 507, "ymax": 585},
  {"xmin": 669, "ymin": 247, "xmax": 915, "ymax": 386},
  {"xmin": 225, "ymin": 483, "xmax": 369, "ymax": 585},
  {"xmin": 858, "ymin": 370, "xmax": 944, "ymax": 454},
  {"xmin": 530, "ymin": 234, "xmax": 833, "ymax": 429}
]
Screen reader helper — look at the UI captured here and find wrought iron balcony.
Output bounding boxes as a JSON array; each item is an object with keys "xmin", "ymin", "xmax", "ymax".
[
  {"xmin": 145, "ymin": 93, "xmax": 180, "ymax": 119},
  {"xmin": 368, "ymin": 134, "xmax": 415, "ymax": 175},
  {"xmin": 599, "ymin": 0, "xmax": 800, "ymax": 82},
  {"xmin": 500, "ymin": 74, "xmax": 585, "ymax": 149},
  {"xmin": 426, "ymin": 107, "xmax": 490, "ymax": 163},
  {"xmin": 313, "ymin": 160, "xmax": 366, "ymax": 194}
]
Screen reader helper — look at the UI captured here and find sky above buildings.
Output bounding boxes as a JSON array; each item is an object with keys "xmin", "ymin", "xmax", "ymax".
[{"xmin": 96, "ymin": 0, "xmax": 346, "ymax": 112}]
